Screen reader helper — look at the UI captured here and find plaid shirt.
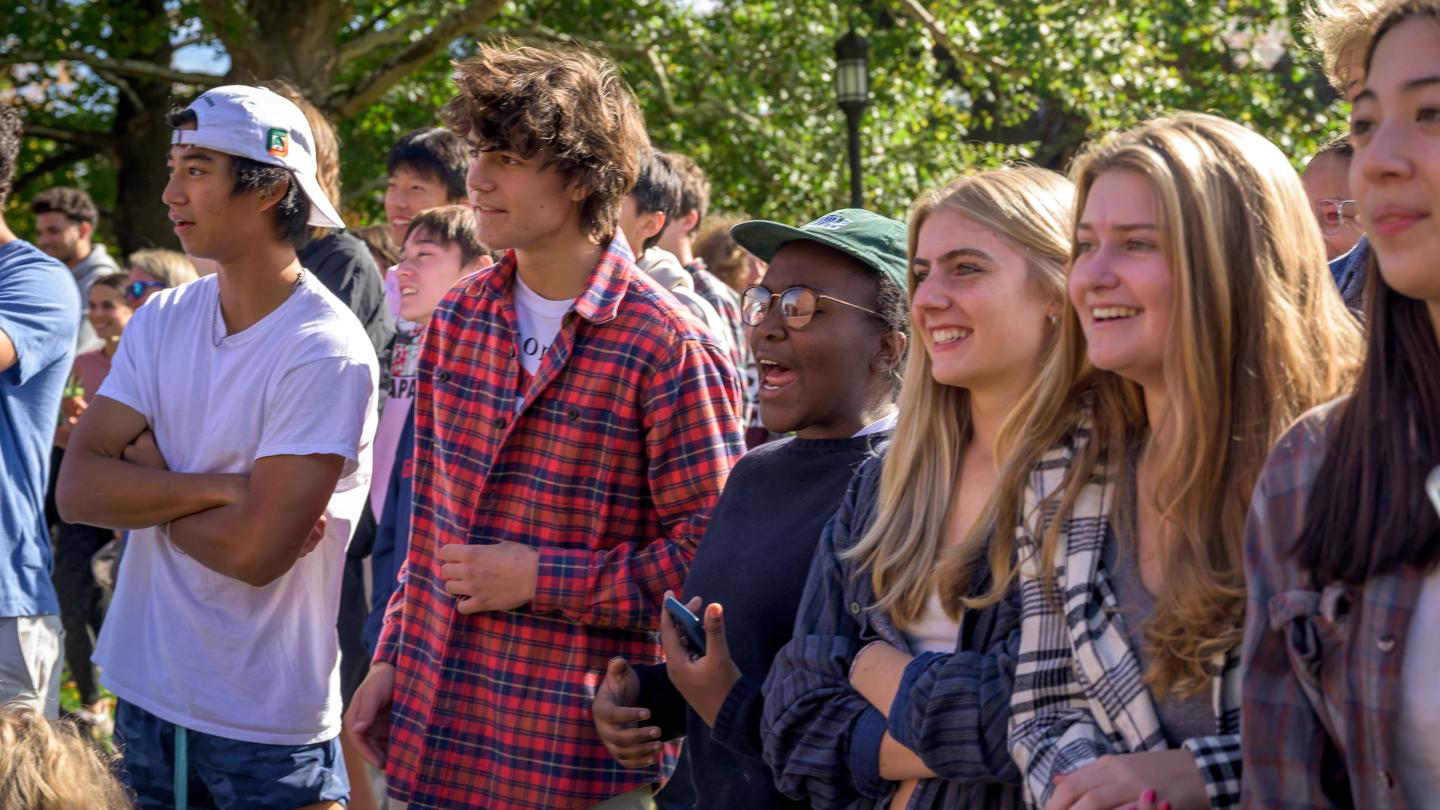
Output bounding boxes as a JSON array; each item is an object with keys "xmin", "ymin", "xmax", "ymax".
[
  {"xmin": 762, "ymin": 455, "xmax": 1024, "ymax": 810},
  {"xmin": 685, "ymin": 258, "xmax": 757, "ymax": 428},
  {"xmin": 375, "ymin": 240, "xmax": 744, "ymax": 809},
  {"xmin": 1241, "ymin": 399, "xmax": 1418, "ymax": 808},
  {"xmin": 1010, "ymin": 415, "xmax": 1243, "ymax": 809}
]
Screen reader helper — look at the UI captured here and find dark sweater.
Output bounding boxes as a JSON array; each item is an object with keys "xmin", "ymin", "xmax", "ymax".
[
  {"xmin": 299, "ymin": 230, "xmax": 395, "ymax": 365},
  {"xmin": 634, "ymin": 432, "xmax": 888, "ymax": 810}
]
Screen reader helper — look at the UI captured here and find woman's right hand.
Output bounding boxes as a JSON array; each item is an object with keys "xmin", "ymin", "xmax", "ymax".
[{"xmin": 591, "ymin": 657, "xmax": 664, "ymax": 768}]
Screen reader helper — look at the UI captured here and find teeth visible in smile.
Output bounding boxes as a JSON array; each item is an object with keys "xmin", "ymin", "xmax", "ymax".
[
  {"xmin": 1092, "ymin": 306, "xmax": 1140, "ymax": 321},
  {"xmin": 931, "ymin": 327, "xmax": 971, "ymax": 345}
]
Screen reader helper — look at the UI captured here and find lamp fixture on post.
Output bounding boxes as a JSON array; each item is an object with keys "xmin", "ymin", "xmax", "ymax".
[{"xmin": 834, "ymin": 28, "xmax": 870, "ymax": 209}]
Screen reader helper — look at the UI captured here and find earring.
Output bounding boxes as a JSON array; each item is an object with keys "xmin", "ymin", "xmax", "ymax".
[{"xmin": 1047, "ymin": 312, "xmax": 1059, "ymax": 324}]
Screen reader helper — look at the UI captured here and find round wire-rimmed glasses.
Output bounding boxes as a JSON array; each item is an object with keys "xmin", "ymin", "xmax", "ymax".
[{"xmin": 742, "ymin": 285, "xmax": 880, "ymax": 329}]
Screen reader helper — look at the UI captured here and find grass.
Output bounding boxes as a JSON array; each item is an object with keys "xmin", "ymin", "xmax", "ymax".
[{"xmin": 58, "ymin": 668, "xmax": 117, "ymax": 753}]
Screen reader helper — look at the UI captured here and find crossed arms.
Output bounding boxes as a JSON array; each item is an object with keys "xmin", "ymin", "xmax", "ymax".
[{"xmin": 57, "ymin": 396, "xmax": 342, "ymax": 587}]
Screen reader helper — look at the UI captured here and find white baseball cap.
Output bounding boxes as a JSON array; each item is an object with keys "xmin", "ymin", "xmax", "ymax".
[{"xmin": 170, "ymin": 85, "xmax": 344, "ymax": 229}]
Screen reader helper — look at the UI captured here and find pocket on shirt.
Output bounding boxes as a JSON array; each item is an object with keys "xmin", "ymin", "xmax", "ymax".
[{"xmin": 1269, "ymin": 586, "xmax": 1348, "ymax": 724}]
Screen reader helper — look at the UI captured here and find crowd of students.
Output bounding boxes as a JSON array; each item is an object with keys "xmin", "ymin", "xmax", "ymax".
[{"xmin": 0, "ymin": 0, "xmax": 1437, "ymax": 808}]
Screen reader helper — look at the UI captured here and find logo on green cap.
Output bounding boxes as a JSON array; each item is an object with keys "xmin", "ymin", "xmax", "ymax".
[
  {"xmin": 806, "ymin": 214, "xmax": 852, "ymax": 231},
  {"xmin": 266, "ymin": 128, "xmax": 289, "ymax": 158}
]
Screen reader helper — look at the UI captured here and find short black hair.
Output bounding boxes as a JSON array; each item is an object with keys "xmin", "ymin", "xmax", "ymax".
[
  {"xmin": 91, "ymin": 272, "xmax": 132, "ymax": 295},
  {"xmin": 666, "ymin": 151, "xmax": 710, "ymax": 233},
  {"xmin": 387, "ymin": 127, "xmax": 467, "ymax": 202},
  {"xmin": 863, "ymin": 260, "xmax": 909, "ymax": 391},
  {"xmin": 630, "ymin": 150, "xmax": 682, "ymax": 253},
  {"xmin": 1312, "ymin": 133, "xmax": 1354, "ymax": 162},
  {"xmin": 0, "ymin": 107, "xmax": 20, "ymax": 207},
  {"xmin": 167, "ymin": 107, "xmax": 311, "ymax": 250},
  {"xmin": 31, "ymin": 187, "xmax": 99, "ymax": 228}
]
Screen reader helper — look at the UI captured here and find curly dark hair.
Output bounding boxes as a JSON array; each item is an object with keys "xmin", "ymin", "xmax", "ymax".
[
  {"xmin": 443, "ymin": 43, "xmax": 650, "ymax": 244},
  {"xmin": 31, "ymin": 187, "xmax": 100, "ymax": 228},
  {"xmin": 0, "ymin": 106, "xmax": 20, "ymax": 207}
]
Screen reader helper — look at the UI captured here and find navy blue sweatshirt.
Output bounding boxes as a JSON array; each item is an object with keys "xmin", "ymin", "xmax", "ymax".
[{"xmin": 633, "ymin": 432, "xmax": 888, "ymax": 810}]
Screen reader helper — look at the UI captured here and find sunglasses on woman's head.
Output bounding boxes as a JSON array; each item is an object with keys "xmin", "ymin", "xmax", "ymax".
[
  {"xmin": 741, "ymin": 285, "xmax": 879, "ymax": 329},
  {"xmin": 124, "ymin": 280, "xmax": 166, "ymax": 305}
]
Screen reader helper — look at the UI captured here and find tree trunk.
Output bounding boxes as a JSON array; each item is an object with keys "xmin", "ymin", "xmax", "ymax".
[
  {"xmin": 210, "ymin": 0, "xmax": 348, "ymax": 110},
  {"xmin": 109, "ymin": 0, "xmax": 180, "ymax": 255}
]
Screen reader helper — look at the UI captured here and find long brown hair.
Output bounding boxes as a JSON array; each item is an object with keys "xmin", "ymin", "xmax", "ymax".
[
  {"xmin": 1294, "ymin": 1, "xmax": 1440, "ymax": 584},
  {"xmin": 973, "ymin": 113, "xmax": 1363, "ymax": 696}
]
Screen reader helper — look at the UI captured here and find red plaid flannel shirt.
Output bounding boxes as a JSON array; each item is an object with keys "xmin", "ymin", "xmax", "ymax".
[{"xmin": 375, "ymin": 240, "xmax": 744, "ymax": 808}]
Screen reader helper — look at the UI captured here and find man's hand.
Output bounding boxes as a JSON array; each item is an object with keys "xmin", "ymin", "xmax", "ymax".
[
  {"xmin": 662, "ymin": 592, "xmax": 741, "ymax": 728},
  {"xmin": 439, "ymin": 540, "xmax": 539, "ymax": 613},
  {"xmin": 591, "ymin": 657, "xmax": 663, "ymax": 768},
  {"xmin": 297, "ymin": 514, "xmax": 328, "ymax": 558},
  {"xmin": 345, "ymin": 662, "xmax": 396, "ymax": 769},
  {"xmin": 122, "ymin": 430, "xmax": 168, "ymax": 470},
  {"xmin": 1045, "ymin": 750, "xmax": 1203, "ymax": 810}
]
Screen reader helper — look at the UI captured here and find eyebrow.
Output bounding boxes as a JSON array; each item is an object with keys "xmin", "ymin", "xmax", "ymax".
[
  {"xmin": 1354, "ymin": 74, "xmax": 1440, "ymax": 103},
  {"xmin": 165, "ymin": 150, "xmax": 215, "ymax": 164},
  {"xmin": 912, "ymin": 247, "xmax": 995, "ymax": 267},
  {"xmin": 1074, "ymin": 223, "xmax": 1157, "ymax": 233}
]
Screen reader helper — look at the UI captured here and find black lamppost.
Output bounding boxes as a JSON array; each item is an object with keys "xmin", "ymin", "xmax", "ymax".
[{"xmin": 834, "ymin": 28, "xmax": 870, "ymax": 208}]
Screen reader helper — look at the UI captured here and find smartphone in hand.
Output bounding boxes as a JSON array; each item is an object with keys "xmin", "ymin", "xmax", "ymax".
[{"xmin": 664, "ymin": 595, "xmax": 707, "ymax": 657}]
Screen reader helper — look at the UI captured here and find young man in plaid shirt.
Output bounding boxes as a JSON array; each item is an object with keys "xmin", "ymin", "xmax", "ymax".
[{"xmin": 346, "ymin": 44, "xmax": 744, "ymax": 810}]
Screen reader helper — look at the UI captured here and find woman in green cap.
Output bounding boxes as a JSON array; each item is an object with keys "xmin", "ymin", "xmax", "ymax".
[{"xmin": 591, "ymin": 206, "xmax": 909, "ymax": 810}]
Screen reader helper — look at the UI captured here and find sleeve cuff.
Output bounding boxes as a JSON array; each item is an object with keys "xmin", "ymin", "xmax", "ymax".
[
  {"xmin": 710, "ymin": 674, "xmax": 762, "ymax": 758},
  {"xmin": 530, "ymin": 545, "xmax": 587, "ymax": 615},
  {"xmin": 846, "ymin": 706, "xmax": 888, "ymax": 800},
  {"xmin": 630, "ymin": 662, "xmax": 687, "ymax": 739},
  {"xmin": 1182, "ymin": 734, "xmax": 1243, "ymax": 809},
  {"xmin": 886, "ymin": 651, "xmax": 942, "ymax": 749}
]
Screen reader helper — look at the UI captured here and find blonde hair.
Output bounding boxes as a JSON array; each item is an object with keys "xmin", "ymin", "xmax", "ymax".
[
  {"xmin": 0, "ymin": 706, "xmax": 131, "ymax": 809},
  {"xmin": 127, "ymin": 248, "xmax": 197, "ymax": 289},
  {"xmin": 974, "ymin": 113, "xmax": 1363, "ymax": 696},
  {"xmin": 842, "ymin": 167, "xmax": 1074, "ymax": 625},
  {"xmin": 1305, "ymin": 0, "xmax": 1394, "ymax": 92}
]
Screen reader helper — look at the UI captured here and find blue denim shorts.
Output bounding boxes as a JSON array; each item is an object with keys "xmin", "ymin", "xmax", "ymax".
[{"xmin": 115, "ymin": 700, "xmax": 349, "ymax": 809}]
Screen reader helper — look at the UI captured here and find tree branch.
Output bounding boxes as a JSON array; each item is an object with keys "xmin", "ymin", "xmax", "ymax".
[
  {"xmin": 95, "ymin": 68, "xmax": 146, "ymax": 111},
  {"xmin": 340, "ymin": 0, "xmax": 428, "ymax": 61},
  {"xmin": 470, "ymin": 21, "xmax": 649, "ymax": 58},
  {"xmin": 1, "ymin": 50, "xmax": 226, "ymax": 88},
  {"xmin": 22, "ymin": 124, "xmax": 114, "ymax": 153},
  {"xmin": 171, "ymin": 34, "xmax": 217, "ymax": 51},
  {"xmin": 13, "ymin": 146, "xmax": 98, "ymax": 190},
  {"xmin": 330, "ymin": 0, "xmax": 507, "ymax": 119},
  {"xmin": 887, "ymin": 0, "xmax": 1022, "ymax": 79}
]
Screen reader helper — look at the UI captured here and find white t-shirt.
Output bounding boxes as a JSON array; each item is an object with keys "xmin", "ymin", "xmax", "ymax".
[
  {"xmin": 93, "ymin": 273, "xmax": 378, "ymax": 746},
  {"xmin": 899, "ymin": 590, "xmax": 962, "ymax": 654},
  {"xmin": 512, "ymin": 274, "xmax": 573, "ymax": 376},
  {"xmin": 1398, "ymin": 565, "xmax": 1440, "ymax": 804}
]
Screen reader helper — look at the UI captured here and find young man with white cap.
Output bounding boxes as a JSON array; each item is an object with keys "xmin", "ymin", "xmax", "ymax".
[{"xmin": 57, "ymin": 85, "xmax": 378, "ymax": 809}]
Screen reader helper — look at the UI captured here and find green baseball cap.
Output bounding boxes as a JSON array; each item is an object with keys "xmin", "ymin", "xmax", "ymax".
[{"xmin": 730, "ymin": 208, "xmax": 908, "ymax": 292}]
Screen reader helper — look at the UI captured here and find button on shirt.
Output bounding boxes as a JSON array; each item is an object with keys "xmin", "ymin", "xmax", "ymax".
[{"xmin": 375, "ymin": 241, "xmax": 744, "ymax": 809}]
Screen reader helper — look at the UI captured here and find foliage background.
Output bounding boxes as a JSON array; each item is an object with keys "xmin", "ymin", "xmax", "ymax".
[{"xmin": 4, "ymin": 0, "xmax": 1344, "ymax": 254}]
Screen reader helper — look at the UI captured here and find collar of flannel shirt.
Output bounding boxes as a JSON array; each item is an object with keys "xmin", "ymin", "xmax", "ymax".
[{"xmin": 472, "ymin": 235, "xmax": 638, "ymax": 325}]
